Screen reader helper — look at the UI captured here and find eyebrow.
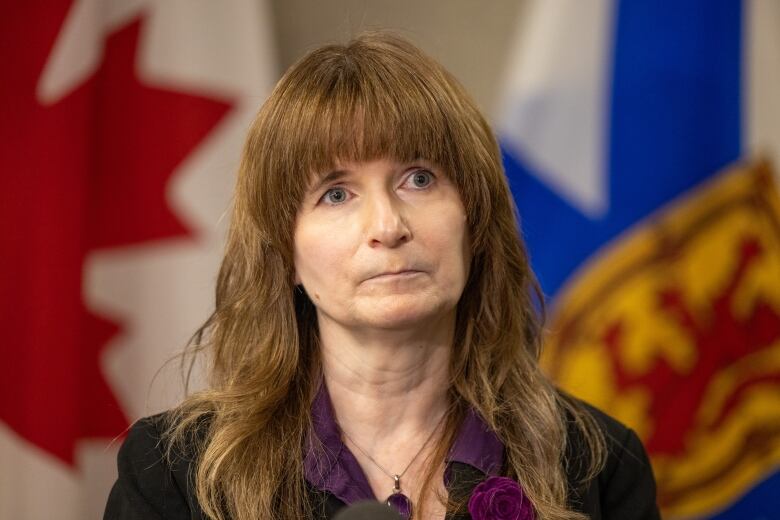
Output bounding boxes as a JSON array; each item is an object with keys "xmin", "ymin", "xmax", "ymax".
[{"xmin": 307, "ymin": 169, "xmax": 350, "ymax": 194}]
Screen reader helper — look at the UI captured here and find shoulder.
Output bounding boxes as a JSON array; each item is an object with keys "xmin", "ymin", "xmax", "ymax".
[
  {"xmin": 118, "ymin": 413, "xmax": 170, "ymax": 462},
  {"xmin": 562, "ymin": 395, "xmax": 661, "ymax": 520},
  {"xmin": 104, "ymin": 412, "xmax": 207, "ymax": 520}
]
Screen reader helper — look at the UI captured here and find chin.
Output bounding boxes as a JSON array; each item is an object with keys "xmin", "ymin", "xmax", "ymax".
[{"xmin": 359, "ymin": 296, "xmax": 451, "ymax": 330}]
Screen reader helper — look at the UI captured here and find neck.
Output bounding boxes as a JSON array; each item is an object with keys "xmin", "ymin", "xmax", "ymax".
[
  {"xmin": 317, "ymin": 313, "xmax": 454, "ymax": 516},
  {"xmin": 318, "ymin": 311, "xmax": 453, "ymax": 441}
]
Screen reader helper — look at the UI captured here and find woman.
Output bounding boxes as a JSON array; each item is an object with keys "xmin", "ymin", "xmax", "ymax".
[{"xmin": 104, "ymin": 33, "xmax": 660, "ymax": 520}]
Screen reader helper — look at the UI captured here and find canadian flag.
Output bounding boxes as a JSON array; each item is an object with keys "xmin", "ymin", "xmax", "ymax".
[{"xmin": 0, "ymin": 1, "xmax": 276, "ymax": 518}]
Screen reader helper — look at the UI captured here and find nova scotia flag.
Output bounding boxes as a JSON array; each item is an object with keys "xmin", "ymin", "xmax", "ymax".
[{"xmin": 499, "ymin": 1, "xmax": 780, "ymax": 518}]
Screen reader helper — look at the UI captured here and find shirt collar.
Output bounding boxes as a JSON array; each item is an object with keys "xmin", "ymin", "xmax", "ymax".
[
  {"xmin": 303, "ymin": 381, "xmax": 505, "ymax": 504},
  {"xmin": 446, "ymin": 406, "xmax": 504, "ymax": 475}
]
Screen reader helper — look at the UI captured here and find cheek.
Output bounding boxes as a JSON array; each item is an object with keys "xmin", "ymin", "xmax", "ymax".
[
  {"xmin": 422, "ymin": 206, "xmax": 471, "ymax": 284},
  {"xmin": 450, "ymin": 228, "xmax": 472, "ymax": 286},
  {"xmin": 293, "ymin": 223, "xmax": 354, "ymax": 294}
]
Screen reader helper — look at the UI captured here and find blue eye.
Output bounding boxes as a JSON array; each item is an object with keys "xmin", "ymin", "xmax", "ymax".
[
  {"xmin": 408, "ymin": 169, "xmax": 434, "ymax": 188},
  {"xmin": 322, "ymin": 187, "xmax": 349, "ymax": 205}
]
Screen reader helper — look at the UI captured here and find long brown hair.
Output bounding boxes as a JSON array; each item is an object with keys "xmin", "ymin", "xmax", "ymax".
[{"xmin": 165, "ymin": 32, "xmax": 606, "ymax": 519}]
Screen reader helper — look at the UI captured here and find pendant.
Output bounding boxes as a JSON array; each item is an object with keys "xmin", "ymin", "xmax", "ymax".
[{"xmin": 385, "ymin": 475, "xmax": 412, "ymax": 519}]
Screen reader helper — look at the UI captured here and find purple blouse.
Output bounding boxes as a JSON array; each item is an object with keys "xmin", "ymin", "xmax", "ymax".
[{"xmin": 303, "ymin": 382, "xmax": 504, "ymax": 505}]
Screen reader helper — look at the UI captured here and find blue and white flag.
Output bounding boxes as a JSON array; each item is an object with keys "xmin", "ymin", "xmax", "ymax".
[{"xmin": 499, "ymin": 1, "xmax": 780, "ymax": 518}]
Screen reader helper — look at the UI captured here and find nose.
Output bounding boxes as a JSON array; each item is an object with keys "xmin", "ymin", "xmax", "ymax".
[{"xmin": 363, "ymin": 192, "xmax": 411, "ymax": 248}]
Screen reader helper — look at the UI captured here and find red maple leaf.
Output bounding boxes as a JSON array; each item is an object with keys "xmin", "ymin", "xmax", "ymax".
[
  {"xmin": 0, "ymin": 1, "xmax": 232, "ymax": 465},
  {"xmin": 602, "ymin": 236, "xmax": 780, "ymax": 457}
]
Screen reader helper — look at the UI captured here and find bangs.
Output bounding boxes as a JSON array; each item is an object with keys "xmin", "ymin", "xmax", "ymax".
[
  {"xmin": 268, "ymin": 40, "xmax": 461, "ymax": 192},
  {"xmin": 307, "ymin": 68, "xmax": 455, "ymax": 179}
]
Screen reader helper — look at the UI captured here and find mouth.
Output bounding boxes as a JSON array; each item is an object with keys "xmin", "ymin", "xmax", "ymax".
[{"xmin": 365, "ymin": 270, "xmax": 423, "ymax": 282}]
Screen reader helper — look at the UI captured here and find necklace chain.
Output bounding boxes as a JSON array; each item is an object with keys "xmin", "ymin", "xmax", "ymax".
[{"xmin": 339, "ymin": 411, "xmax": 447, "ymax": 487}]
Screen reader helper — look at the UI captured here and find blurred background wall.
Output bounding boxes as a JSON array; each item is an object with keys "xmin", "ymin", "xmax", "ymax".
[
  {"xmin": 2, "ymin": 1, "xmax": 779, "ymax": 519},
  {"xmin": 271, "ymin": 0, "xmax": 526, "ymax": 117}
]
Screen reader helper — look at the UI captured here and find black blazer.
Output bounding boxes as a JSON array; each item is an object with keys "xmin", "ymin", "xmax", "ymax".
[{"xmin": 104, "ymin": 403, "xmax": 660, "ymax": 519}]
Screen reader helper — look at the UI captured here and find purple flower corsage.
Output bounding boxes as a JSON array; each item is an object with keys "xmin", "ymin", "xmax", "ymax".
[{"xmin": 467, "ymin": 476, "xmax": 534, "ymax": 520}]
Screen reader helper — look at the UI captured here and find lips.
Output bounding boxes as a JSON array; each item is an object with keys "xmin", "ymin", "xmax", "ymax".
[{"xmin": 365, "ymin": 269, "xmax": 422, "ymax": 281}]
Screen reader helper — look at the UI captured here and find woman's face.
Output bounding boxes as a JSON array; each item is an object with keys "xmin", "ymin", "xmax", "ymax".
[{"xmin": 293, "ymin": 158, "xmax": 470, "ymax": 332}]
